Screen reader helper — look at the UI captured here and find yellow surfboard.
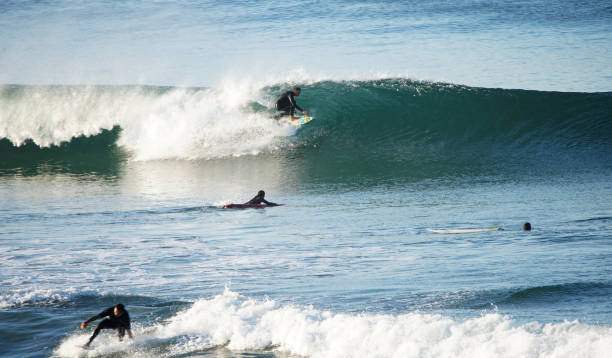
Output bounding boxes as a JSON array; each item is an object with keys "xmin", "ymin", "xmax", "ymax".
[{"xmin": 290, "ymin": 116, "xmax": 314, "ymax": 126}]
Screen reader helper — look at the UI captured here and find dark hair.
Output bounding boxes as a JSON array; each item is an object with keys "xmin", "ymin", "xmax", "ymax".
[
  {"xmin": 522, "ymin": 222, "xmax": 532, "ymax": 231},
  {"xmin": 293, "ymin": 87, "xmax": 301, "ymax": 92},
  {"xmin": 115, "ymin": 303, "xmax": 126, "ymax": 312},
  {"xmin": 258, "ymin": 190, "xmax": 265, "ymax": 197}
]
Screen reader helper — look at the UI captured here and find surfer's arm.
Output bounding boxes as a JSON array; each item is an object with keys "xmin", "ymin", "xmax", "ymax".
[
  {"xmin": 81, "ymin": 313, "xmax": 102, "ymax": 328},
  {"xmin": 81, "ymin": 307, "xmax": 113, "ymax": 328},
  {"xmin": 288, "ymin": 94, "xmax": 304, "ymax": 112},
  {"xmin": 261, "ymin": 199, "xmax": 277, "ymax": 206}
]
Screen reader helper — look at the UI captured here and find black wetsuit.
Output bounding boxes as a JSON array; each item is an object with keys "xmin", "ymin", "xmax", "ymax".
[
  {"xmin": 87, "ymin": 307, "xmax": 131, "ymax": 342},
  {"xmin": 275, "ymin": 91, "xmax": 303, "ymax": 116},
  {"xmin": 245, "ymin": 194, "xmax": 277, "ymax": 206}
]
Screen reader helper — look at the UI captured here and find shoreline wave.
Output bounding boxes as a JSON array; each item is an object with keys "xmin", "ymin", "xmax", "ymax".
[{"xmin": 51, "ymin": 288, "xmax": 612, "ymax": 358}]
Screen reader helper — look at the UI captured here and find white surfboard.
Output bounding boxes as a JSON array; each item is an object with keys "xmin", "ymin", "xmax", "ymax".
[{"xmin": 427, "ymin": 228, "xmax": 503, "ymax": 234}]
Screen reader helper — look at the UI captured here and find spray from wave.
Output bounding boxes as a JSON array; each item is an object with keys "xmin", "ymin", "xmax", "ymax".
[
  {"xmin": 0, "ymin": 82, "xmax": 294, "ymax": 161},
  {"xmin": 53, "ymin": 289, "xmax": 612, "ymax": 358}
]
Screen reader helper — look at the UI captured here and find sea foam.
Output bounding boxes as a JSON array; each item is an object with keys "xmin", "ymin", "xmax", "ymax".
[
  {"xmin": 54, "ymin": 289, "xmax": 612, "ymax": 358},
  {"xmin": 0, "ymin": 79, "xmax": 296, "ymax": 161},
  {"xmin": 0, "ymin": 287, "xmax": 85, "ymax": 309}
]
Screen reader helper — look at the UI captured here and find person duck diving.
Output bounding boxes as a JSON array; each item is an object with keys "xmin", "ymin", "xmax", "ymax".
[{"xmin": 275, "ymin": 87, "xmax": 308, "ymax": 119}]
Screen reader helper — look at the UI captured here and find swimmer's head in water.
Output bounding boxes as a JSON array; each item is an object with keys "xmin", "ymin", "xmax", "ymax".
[{"xmin": 523, "ymin": 222, "xmax": 532, "ymax": 231}]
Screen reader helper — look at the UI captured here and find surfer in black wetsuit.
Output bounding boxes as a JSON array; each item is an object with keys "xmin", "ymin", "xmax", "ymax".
[
  {"xmin": 245, "ymin": 190, "xmax": 278, "ymax": 206},
  {"xmin": 81, "ymin": 304, "xmax": 132, "ymax": 347},
  {"xmin": 275, "ymin": 87, "xmax": 308, "ymax": 118}
]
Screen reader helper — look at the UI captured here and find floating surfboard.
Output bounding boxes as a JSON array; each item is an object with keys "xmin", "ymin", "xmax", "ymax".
[
  {"xmin": 224, "ymin": 203, "xmax": 283, "ymax": 209},
  {"xmin": 427, "ymin": 228, "xmax": 503, "ymax": 234},
  {"xmin": 290, "ymin": 116, "xmax": 314, "ymax": 126}
]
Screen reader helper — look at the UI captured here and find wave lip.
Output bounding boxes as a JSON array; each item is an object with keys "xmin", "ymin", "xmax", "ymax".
[
  {"xmin": 54, "ymin": 289, "xmax": 612, "ymax": 358},
  {"xmin": 503, "ymin": 282, "xmax": 612, "ymax": 305}
]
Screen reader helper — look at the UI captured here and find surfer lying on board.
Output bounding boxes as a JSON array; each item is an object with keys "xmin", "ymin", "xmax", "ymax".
[
  {"xmin": 245, "ymin": 190, "xmax": 278, "ymax": 206},
  {"xmin": 275, "ymin": 87, "xmax": 308, "ymax": 119},
  {"xmin": 81, "ymin": 304, "xmax": 132, "ymax": 347}
]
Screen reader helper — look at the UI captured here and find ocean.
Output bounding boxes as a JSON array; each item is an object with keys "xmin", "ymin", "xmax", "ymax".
[{"xmin": 1, "ymin": 1, "xmax": 612, "ymax": 358}]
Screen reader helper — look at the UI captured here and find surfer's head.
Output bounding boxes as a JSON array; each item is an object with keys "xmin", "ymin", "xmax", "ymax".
[
  {"xmin": 293, "ymin": 87, "xmax": 301, "ymax": 96},
  {"xmin": 114, "ymin": 303, "xmax": 126, "ymax": 316},
  {"xmin": 522, "ymin": 222, "xmax": 532, "ymax": 231},
  {"xmin": 258, "ymin": 190, "xmax": 265, "ymax": 197}
]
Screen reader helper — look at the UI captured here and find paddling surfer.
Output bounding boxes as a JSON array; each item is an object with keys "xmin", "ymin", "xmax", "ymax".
[
  {"xmin": 245, "ymin": 190, "xmax": 278, "ymax": 206},
  {"xmin": 275, "ymin": 87, "xmax": 308, "ymax": 119},
  {"xmin": 81, "ymin": 304, "xmax": 133, "ymax": 347}
]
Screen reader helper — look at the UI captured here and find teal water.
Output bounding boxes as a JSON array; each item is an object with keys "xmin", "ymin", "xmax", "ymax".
[{"xmin": 2, "ymin": 1, "xmax": 612, "ymax": 357}]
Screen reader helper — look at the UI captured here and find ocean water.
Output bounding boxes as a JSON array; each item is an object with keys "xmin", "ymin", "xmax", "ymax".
[{"xmin": 1, "ymin": 1, "xmax": 612, "ymax": 358}]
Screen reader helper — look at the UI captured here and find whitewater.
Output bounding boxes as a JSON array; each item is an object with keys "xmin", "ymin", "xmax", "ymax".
[
  {"xmin": 0, "ymin": 80, "xmax": 298, "ymax": 160},
  {"xmin": 48, "ymin": 289, "xmax": 610, "ymax": 358}
]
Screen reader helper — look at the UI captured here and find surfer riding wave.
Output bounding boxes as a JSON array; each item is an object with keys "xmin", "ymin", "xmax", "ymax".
[{"xmin": 275, "ymin": 87, "xmax": 308, "ymax": 119}]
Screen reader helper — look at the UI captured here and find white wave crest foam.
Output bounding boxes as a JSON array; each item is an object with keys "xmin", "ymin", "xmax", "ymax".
[
  {"xmin": 0, "ymin": 287, "xmax": 85, "ymax": 309},
  {"xmin": 0, "ymin": 78, "xmax": 300, "ymax": 160},
  {"xmin": 54, "ymin": 289, "xmax": 612, "ymax": 358}
]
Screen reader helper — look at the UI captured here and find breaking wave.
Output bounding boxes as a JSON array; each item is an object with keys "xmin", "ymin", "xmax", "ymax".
[
  {"xmin": 53, "ymin": 289, "xmax": 612, "ymax": 358},
  {"xmin": 2, "ymin": 79, "xmax": 610, "ymax": 177}
]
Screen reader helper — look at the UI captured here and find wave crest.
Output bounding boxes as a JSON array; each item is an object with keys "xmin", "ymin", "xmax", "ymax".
[
  {"xmin": 54, "ymin": 289, "xmax": 612, "ymax": 358},
  {"xmin": 0, "ymin": 84, "xmax": 295, "ymax": 161},
  {"xmin": 2, "ymin": 80, "xmax": 611, "ymax": 170}
]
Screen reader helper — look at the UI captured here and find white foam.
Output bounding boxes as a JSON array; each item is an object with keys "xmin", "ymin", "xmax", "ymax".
[
  {"xmin": 0, "ymin": 78, "xmax": 300, "ymax": 161},
  {"xmin": 0, "ymin": 287, "xmax": 85, "ymax": 309},
  {"xmin": 54, "ymin": 289, "xmax": 612, "ymax": 358}
]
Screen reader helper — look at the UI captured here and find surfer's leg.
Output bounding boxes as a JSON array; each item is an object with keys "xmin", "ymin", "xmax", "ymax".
[
  {"xmin": 86, "ymin": 319, "xmax": 117, "ymax": 346},
  {"xmin": 117, "ymin": 327, "xmax": 126, "ymax": 341},
  {"xmin": 86, "ymin": 320, "xmax": 107, "ymax": 345}
]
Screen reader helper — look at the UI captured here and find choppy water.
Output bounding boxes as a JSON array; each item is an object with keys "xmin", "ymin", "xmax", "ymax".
[{"xmin": 1, "ymin": 1, "xmax": 612, "ymax": 358}]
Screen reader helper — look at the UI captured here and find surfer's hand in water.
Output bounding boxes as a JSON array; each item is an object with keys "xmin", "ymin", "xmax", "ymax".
[
  {"xmin": 81, "ymin": 321, "xmax": 87, "ymax": 329},
  {"xmin": 302, "ymin": 110, "xmax": 308, "ymax": 115}
]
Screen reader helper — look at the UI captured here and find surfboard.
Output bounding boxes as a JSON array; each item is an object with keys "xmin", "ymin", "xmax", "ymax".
[
  {"xmin": 427, "ymin": 228, "xmax": 503, "ymax": 234},
  {"xmin": 224, "ymin": 203, "xmax": 283, "ymax": 209},
  {"xmin": 290, "ymin": 116, "xmax": 314, "ymax": 126}
]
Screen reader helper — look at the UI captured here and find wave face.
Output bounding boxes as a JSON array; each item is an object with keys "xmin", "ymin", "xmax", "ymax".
[
  {"xmin": 288, "ymin": 80, "xmax": 612, "ymax": 179},
  {"xmin": 2, "ymin": 80, "xmax": 611, "ymax": 177}
]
